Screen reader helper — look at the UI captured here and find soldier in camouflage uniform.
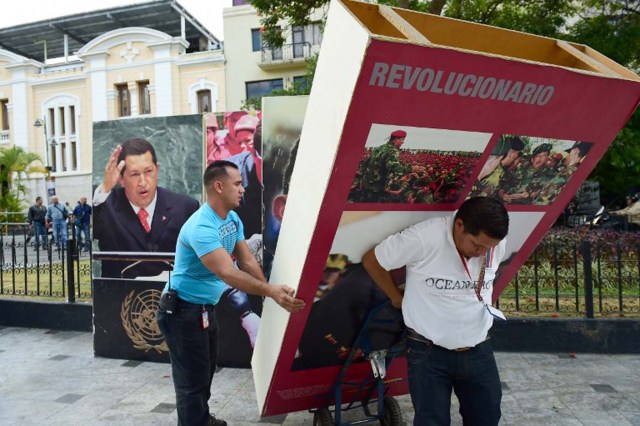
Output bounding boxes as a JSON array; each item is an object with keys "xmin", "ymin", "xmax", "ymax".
[
  {"xmin": 384, "ymin": 172, "xmax": 414, "ymax": 202},
  {"xmin": 498, "ymin": 143, "xmax": 552, "ymax": 204},
  {"xmin": 537, "ymin": 142, "xmax": 591, "ymax": 204},
  {"xmin": 359, "ymin": 130, "xmax": 412, "ymax": 202},
  {"xmin": 470, "ymin": 136, "xmax": 524, "ymax": 198}
]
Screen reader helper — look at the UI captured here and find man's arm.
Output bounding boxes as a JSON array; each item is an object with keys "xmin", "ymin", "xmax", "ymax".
[
  {"xmin": 234, "ymin": 240, "xmax": 265, "ymax": 282},
  {"xmin": 200, "ymin": 248, "xmax": 304, "ymax": 313},
  {"xmin": 97, "ymin": 145, "xmax": 125, "ymax": 196},
  {"xmin": 362, "ymin": 248, "xmax": 403, "ymax": 309}
]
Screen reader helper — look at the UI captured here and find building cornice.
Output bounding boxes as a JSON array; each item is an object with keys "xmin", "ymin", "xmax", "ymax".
[{"xmin": 177, "ymin": 55, "xmax": 225, "ymax": 67}]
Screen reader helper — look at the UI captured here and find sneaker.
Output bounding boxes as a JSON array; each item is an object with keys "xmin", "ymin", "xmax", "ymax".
[{"xmin": 208, "ymin": 414, "xmax": 227, "ymax": 426}]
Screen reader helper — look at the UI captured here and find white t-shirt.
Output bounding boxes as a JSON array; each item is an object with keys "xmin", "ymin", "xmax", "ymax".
[{"xmin": 375, "ymin": 215, "xmax": 506, "ymax": 350}]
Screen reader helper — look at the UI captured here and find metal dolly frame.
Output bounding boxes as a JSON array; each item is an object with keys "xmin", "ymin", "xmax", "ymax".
[{"xmin": 311, "ymin": 301, "xmax": 405, "ymax": 426}]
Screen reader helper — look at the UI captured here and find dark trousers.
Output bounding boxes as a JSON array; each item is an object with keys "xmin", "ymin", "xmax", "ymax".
[
  {"xmin": 406, "ymin": 335, "xmax": 502, "ymax": 426},
  {"xmin": 75, "ymin": 223, "xmax": 90, "ymax": 248},
  {"xmin": 157, "ymin": 298, "xmax": 218, "ymax": 426},
  {"xmin": 33, "ymin": 222, "xmax": 47, "ymax": 247}
]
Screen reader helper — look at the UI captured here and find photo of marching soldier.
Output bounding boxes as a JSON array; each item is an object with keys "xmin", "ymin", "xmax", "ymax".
[
  {"xmin": 470, "ymin": 134, "xmax": 593, "ymax": 205},
  {"xmin": 348, "ymin": 124, "xmax": 489, "ymax": 204}
]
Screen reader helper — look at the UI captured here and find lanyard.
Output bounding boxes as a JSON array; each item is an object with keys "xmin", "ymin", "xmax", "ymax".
[{"xmin": 458, "ymin": 251, "xmax": 487, "ymax": 303}]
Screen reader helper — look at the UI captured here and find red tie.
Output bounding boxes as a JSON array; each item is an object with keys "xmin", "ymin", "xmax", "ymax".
[{"xmin": 138, "ymin": 208, "xmax": 151, "ymax": 233}]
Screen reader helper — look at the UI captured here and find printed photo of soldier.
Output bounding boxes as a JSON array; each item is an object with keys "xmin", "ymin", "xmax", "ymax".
[
  {"xmin": 293, "ymin": 252, "xmax": 404, "ymax": 371},
  {"xmin": 348, "ymin": 124, "xmax": 488, "ymax": 204},
  {"xmin": 470, "ymin": 134, "xmax": 593, "ymax": 205}
]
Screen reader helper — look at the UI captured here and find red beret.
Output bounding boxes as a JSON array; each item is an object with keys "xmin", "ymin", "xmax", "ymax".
[{"xmin": 391, "ymin": 130, "xmax": 407, "ymax": 138}]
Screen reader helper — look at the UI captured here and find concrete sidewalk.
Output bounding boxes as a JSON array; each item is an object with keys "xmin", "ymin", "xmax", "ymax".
[{"xmin": 0, "ymin": 326, "xmax": 638, "ymax": 425}]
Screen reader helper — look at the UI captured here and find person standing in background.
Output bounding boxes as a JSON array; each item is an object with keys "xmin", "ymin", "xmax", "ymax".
[
  {"xmin": 46, "ymin": 196, "xmax": 68, "ymax": 250},
  {"xmin": 28, "ymin": 196, "xmax": 48, "ymax": 249},
  {"xmin": 73, "ymin": 197, "xmax": 92, "ymax": 251}
]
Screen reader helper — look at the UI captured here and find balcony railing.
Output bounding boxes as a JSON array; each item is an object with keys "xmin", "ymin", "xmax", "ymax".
[
  {"xmin": 0, "ymin": 130, "xmax": 9, "ymax": 143},
  {"xmin": 260, "ymin": 42, "xmax": 312, "ymax": 67}
]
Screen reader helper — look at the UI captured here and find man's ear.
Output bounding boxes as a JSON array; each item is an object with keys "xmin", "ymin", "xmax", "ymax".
[
  {"xmin": 155, "ymin": 162, "xmax": 160, "ymax": 173},
  {"xmin": 213, "ymin": 180, "xmax": 224, "ymax": 194},
  {"xmin": 272, "ymin": 194, "xmax": 287, "ymax": 222}
]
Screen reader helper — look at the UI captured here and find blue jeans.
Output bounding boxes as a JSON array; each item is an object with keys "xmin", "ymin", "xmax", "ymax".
[
  {"xmin": 33, "ymin": 222, "xmax": 47, "ymax": 247},
  {"xmin": 157, "ymin": 298, "xmax": 218, "ymax": 426},
  {"xmin": 52, "ymin": 220, "xmax": 67, "ymax": 248},
  {"xmin": 75, "ymin": 223, "xmax": 90, "ymax": 248},
  {"xmin": 406, "ymin": 335, "xmax": 502, "ymax": 426}
]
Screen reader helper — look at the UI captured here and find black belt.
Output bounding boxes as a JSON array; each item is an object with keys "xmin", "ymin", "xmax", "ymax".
[
  {"xmin": 176, "ymin": 296, "xmax": 216, "ymax": 310},
  {"xmin": 406, "ymin": 327, "xmax": 489, "ymax": 352}
]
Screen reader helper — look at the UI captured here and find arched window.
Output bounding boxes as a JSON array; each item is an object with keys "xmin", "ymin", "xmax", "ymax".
[{"xmin": 197, "ymin": 89, "xmax": 212, "ymax": 113}]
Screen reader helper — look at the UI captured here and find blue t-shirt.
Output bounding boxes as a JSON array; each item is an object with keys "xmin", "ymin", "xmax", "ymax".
[{"xmin": 165, "ymin": 203, "xmax": 245, "ymax": 305}]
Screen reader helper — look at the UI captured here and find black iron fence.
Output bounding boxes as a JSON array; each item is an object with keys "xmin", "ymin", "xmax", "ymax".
[
  {"xmin": 1, "ymin": 218, "xmax": 639, "ymax": 317},
  {"xmin": 0, "ymin": 223, "xmax": 92, "ymax": 300},
  {"xmin": 497, "ymin": 239, "xmax": 640, "ymax": 317}
]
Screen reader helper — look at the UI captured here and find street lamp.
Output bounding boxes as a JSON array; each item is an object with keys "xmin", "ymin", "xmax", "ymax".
[
  {"xmin": 33, "ymin": 118, "xmax": 57, "ymax": 173},
  {"xmin": 34, "ymin": 117, "xmax": 58, "ymax": 201}
]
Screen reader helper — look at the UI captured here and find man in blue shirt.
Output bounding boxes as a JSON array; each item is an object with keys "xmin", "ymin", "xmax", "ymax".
[
  {"xmin": 72, "ymin": 197, "xmax": 92, "ymax": 251},
  {"xmin": 157, "ymin": 160, "xmax": 305, "ymax": 426},
  {"xmin": 45, "ymin": 196, "xmax": 68, "ymax": 250}
]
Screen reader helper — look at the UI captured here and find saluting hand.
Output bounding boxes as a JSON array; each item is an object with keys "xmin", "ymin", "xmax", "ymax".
[
  {"xmin": 268, "ymin": 285, "xmax": 305, "ymax": 313},
  {"xmin": 101, "ymin": 145, "xmax": 125, "ymax": 193}
]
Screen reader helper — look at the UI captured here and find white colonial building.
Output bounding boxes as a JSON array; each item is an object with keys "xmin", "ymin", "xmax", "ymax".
[
  {"xmin": 222, "ymin": 0, "xmax": 326, "ymax": 110},
  {"xmin": 0, "ymin": 1, "xmax": 225, "ymax": 204}
]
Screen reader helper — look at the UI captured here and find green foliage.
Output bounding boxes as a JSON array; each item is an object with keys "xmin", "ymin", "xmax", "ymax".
[
  {"xmin": 589, "ymin": 109, "xmax": 640, "ymax": 201},
  {"xmin": 251, "ymin": 0, "xmax": 328, "ymax": 47},
  {"xmin": 445, "ymin": 0, "xmax": 575, "ymax": 37},
  {"xmin": 250, "ymin": 0, "xmax": 640, "ymax": 199},
  {"xmin": 567, "ymin": 2, "xmax": 640, "ymax": 200},
  {"xmin": 570, "ymin": 0, "xmax": 640, "ymax": 71},
  {"xmin": 0, "ymin": 146, "xmax": 45, "ymax": 220}
]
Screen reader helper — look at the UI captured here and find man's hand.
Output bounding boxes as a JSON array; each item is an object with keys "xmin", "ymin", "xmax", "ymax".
[
  {"xmin": 100, "ymin": 145, "xmax": 125, "ymax": 193},
  {"xmin": 268, "ymin": 285, "xmax": 305, "ymax": 313},
  {"xmin": 390, "ymin": 294, "xmax": 403, "ymax": 309}
]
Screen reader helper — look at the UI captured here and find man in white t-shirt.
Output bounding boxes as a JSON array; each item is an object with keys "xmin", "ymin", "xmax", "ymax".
[{"xmin": 362, "ymin": 197, "xmax": 509, "ymax": 426}]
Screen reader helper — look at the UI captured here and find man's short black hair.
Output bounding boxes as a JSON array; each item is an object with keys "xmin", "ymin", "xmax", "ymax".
[
  {"xmin": 35, "ymin": 196, "xmax": 42, "ymax": 202},
  {"xmin": 117, "ymin": 138, "xmax": 157, "ymax": 175},
  {"xmin": 203, "ymin": 160, "xmax": 239, "ymax": 188},
  {"xmin": 455, "ymin": 197, "xmax": 509, "ymax": 240}
]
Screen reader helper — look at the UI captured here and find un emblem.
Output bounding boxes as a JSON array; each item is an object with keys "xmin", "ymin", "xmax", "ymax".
[{"xmin": 121, "ymin": 289, "xmax": 168, "ymax": 353}]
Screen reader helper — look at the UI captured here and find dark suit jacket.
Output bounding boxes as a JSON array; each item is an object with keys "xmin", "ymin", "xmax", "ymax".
[{"xmin": 94, "ymin": 187, "xmax": 199, "ymax": 278}]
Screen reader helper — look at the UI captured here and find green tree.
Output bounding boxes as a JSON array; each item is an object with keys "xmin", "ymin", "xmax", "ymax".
[
  {"xmin": 251, "ymin": 0, "xmax": 640, "ymax": 200},
  {"xmin": 567, "ymin": 1, "xmax": 640, "ymax": 202},
  {"xmin": 0, "ymin": 146, "xmax": 46, "ymax": 222},
  {"xmin": 444, "ymin": 0, "xmax": 576, "ymax": 37}
]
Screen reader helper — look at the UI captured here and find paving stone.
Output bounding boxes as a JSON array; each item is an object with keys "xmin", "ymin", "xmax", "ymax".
[
  {"xmin": 1, "ymin": 326, "xmax": 639, "ymax": 425},
  {"xmin": 151, "ymin": 402, "xmax": 176, "ymax": 414},
  {"xmin": 591, "ymin": 384, "xmax": 618, "ymax": 393},
  {"xmin": 55, "ymin": 393, "xmax": 85, "ymax": 404},
  {"xmin": 49, "ymin": 354, "xmax": 70, "ymax": 361}
]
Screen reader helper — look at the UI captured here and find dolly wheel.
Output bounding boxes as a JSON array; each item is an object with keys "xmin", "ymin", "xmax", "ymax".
[
  {"xmin": 380, "ymin": 396, "xmax": 403, "ymax": 426},
  {"xmin": 313, "ymin": 407, "xmax": 334, "ymax": 426}
]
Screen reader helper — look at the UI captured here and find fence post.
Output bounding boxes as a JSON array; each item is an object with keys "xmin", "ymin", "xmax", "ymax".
[
  {"xmin": 582, "ymin": 240, "xmax": 594, "ymax": 319},
  {"xmin": 66, "ymin": 234, "xmax": 76, "ymax": 303}
]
